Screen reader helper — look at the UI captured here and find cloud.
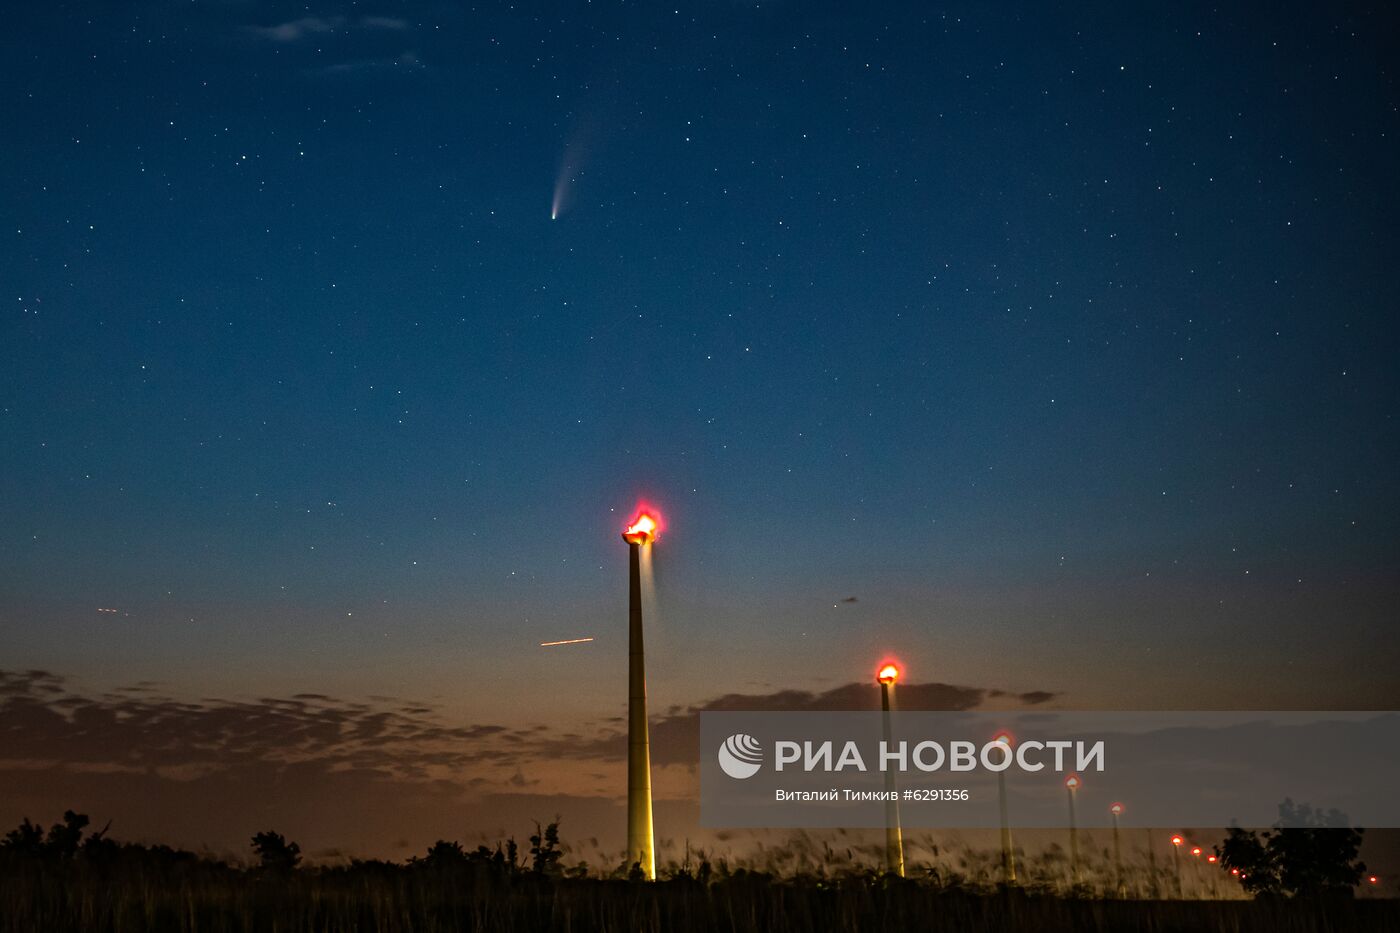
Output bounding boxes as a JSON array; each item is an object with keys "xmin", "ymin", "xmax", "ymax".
[
  {"xmin": 0, "ymin": 670, "xmax": 527, "ymax": 788},
  {"xmin": 360, "ymin": 16, "xmax": 410, "ymax": 31},
  {"xmin": 249, "ymin": 15, "xmax": 342, "ymax": 42},
  {"xmin": 539, "ymin": 680, "xmax": 1059, "ymax": 767},
  {"xmin": 248, "ymin": 15, "xmax": 411, "ymax": 43}
]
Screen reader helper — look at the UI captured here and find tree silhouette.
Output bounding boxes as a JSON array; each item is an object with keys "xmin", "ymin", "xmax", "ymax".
[
  {"xmin": 421, "ymin": 839, "xmax": 469, "ymax": 868},
  {"xmin": 1216, "ymin": 800, "xmax": 1366, "ymax": 898},
  {"xmin": 1, "ymin": 811, "xmax": 103, "ymax": 860},
  {"xmin": 45, "ymin": 810, "xmax": 89, "ymax": 858},
  {"xmin": 251, "ymin": 830, "xmax": 302, "ymax": 873}
]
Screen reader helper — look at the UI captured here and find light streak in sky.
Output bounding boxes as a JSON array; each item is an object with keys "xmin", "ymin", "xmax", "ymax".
[{"xmin": 540, "ymin": 637, "xmax": 594, "ymax": 647}]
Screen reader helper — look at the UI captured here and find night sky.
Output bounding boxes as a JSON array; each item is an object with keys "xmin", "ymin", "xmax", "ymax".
[{"xmin": 2, "ymin": 1, "xmax": 1397, "ymax": 858}]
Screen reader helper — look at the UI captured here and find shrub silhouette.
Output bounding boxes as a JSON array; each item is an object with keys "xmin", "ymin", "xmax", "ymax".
[{"xmin": 529, "ymin": 820, "xmax": 564, "ymax": 877}]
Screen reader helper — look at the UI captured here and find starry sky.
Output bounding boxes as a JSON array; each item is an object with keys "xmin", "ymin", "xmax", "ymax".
[{"xmin": 1, "ymin": 1, "xmax": 1397, "ymax": 857}]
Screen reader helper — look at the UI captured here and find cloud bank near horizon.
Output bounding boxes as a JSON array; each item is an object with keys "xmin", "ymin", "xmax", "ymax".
[{"xmin": 0, "ymin": 669, "xmax": 1056, "ymax": 859}]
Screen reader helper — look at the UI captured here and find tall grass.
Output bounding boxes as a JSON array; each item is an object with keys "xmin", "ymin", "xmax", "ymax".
[{"xmin": 3, "ymin": 860, "xmax": 1394, "ymax": 933}]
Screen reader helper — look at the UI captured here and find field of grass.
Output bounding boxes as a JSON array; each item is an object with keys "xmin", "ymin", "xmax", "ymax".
[
  {"xmin": 4, "ymin": 812, "xmax": 1392, "ymax": 932},
  {"xmin": 4, "ymin": 860, "xmax": 1396, "ymax": 933}
]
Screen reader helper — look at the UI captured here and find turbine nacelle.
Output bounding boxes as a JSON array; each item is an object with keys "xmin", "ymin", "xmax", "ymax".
[{"xmin": 622, "ymin": 512, "xmax": 658, "ymax": 545}]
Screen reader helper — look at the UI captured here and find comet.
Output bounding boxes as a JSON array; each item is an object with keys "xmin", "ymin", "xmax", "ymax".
[
  {"xmin": 551, "ymin": 163, "xmax": 573, "ymax": 221},
  {"xmin": 540, "ymin": 636, "xmax": 594, "ymax": 647},
  {"xmin": 551, "ymin": 118, "xmax": 598, "ymax": 221}
]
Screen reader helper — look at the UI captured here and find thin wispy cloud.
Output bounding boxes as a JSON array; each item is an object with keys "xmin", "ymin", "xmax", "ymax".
[
  {"xmin": 360, "ymin": 16, "xmax": 411, "ymax": 31},
  {"xmin": 249, "ymin": 14, "xmax": 411, "ymax": 43},
  {"xmin": 321, "ymin": 51, "xmax": 425, "ymax": 76}
]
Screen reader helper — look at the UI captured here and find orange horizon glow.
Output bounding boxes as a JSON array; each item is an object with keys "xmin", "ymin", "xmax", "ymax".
[{"xmin": 876, "ymin": 663, "xmax": 900, "ymax": 685}]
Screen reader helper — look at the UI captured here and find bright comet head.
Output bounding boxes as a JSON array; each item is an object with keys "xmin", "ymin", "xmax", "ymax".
[
  {"xmin": 876, "ymin": 663, "xmax": 899, "ymax": 685},
  {"xmin": 622, "ymin": 511, "xmax": 658, "ymax": 545}
]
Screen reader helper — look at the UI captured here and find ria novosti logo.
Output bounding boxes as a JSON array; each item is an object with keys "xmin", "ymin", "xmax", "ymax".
[
  {"xmin": 715, "ymin": 733, "xmax": 1106, "ymax": 779},
  {"xmin": 717, "ymin": 733, "xmax": 764, "ymax": 779}
]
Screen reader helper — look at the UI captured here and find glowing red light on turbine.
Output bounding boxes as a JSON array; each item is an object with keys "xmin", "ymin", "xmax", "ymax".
[
  {"xmin": 1207, "ymin": 855, "xmax": 1217, "ymax": 864},
  {"xmin": 877, "ymin": 663, "xmax": 900, "ymax": 685},
  {"xmin": 1064, "ymin": 774, "xmax": 1080, "ymax": 790},
  {"xmin": 1231, "ymin": 868, "xmax": 1240, "ymax": 876},
  {"xmin": 1370, "ymin": 875, "xmax": 1379, "ymax": 885},
  {"xmin": 622, "ymin": 511, "xmax": 659, "ymax": 545},
  {"xmin": 992, "ymin": 730, "xmax": 1013, "ymax": 747},
  {"xmin": 1191, "ymin": 847, "xmax": 1202, "ymax": 857},
  {"xmin": 1171, "ymin": 835, "xmax": 1184, "ymax": 847},
  {"xmin": 1109, "ymin": 802, "xmax": 1123, "ymax": 815}
]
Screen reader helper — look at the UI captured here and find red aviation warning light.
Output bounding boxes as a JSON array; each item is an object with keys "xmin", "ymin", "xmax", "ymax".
[
  {"xmin": 1064, "ymin": 774, "xmax": 1081, "ymax": 790},
  {"xmin": 622, "ymin": 512, "xmax": 658, "ymax": 545},
  {"xmin": 877, "ymin": 663, "xmax": 900, "ymax": 685}
]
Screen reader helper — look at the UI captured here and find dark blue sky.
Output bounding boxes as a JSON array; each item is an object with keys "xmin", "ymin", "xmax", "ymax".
[{"xmin": 2, "ymin": 0, "xmax": 1397, "ymax": 787}]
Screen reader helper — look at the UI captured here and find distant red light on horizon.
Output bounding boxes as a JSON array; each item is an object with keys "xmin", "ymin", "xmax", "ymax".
[{"xmin": 876, "ymin": 663, "xmax": 900, "ymax": 685}]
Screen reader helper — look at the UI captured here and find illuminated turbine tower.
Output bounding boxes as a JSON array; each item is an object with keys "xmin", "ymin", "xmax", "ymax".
[
  {"xmin": 876, "ymin": 663, "xmax": 905, "ymax": 877},
  {"xmin": 992, "ymin": 731, "xmax": 1016, "ymax": 884},
  {"xmin": 622, "ymin": 511, "xmax": 658, "ymax": 879},
  {"xmin": 1109, "ymin": 803, "xmax": 1126, "ymax": 898},
  {"xmin": 1064, "ymin": 774, "xmax": 1081, "ymax": 886}
]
